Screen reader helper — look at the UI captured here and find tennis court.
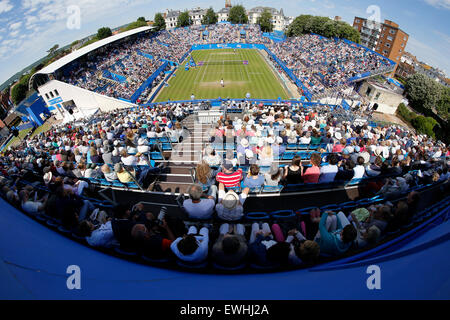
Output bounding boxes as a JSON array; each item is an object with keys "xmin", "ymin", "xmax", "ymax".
[{"xmin": 155, "ymin": 49, "xmax": 290, "ymax": 101}]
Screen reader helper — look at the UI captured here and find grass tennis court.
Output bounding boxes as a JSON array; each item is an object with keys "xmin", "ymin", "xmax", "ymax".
[{"xmin": 155, "ymin": 49, "xmax": 290, "ymax": 102}]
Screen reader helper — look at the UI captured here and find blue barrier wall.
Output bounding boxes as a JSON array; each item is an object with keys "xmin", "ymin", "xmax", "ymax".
[
  {"xmin": 130, "ymin": 61, "xmax": 169, "ymax": 103},
  {"xmin": 136, "ymin": 50, "xmax": 154, "ymax": 60}
]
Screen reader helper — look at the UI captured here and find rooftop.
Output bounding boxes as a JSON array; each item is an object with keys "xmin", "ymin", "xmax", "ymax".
[{"xmin": 33, "ymin": 26, "xmax": 153, "ymax": 76}]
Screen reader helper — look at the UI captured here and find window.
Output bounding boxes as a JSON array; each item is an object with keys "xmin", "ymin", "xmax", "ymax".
[
  {"xmin": 401, "ymin": 43, "xmax": 404, "ymax": 47},
  {"xmin": 383, "ymin": 50, "xmax": 388, "ymax": 55},
  {"xmin": 375, "ymin": 92, "xmax": 381, "ymax": 101},
  {"xmin": 45, "ymin": 94, "xmax": 49, "ymax": 100},
  {"xmin": 389, "ymin": 29, "xmax": 396, "ymax": 34},
  {"xmin": 49, "ymin": 91, "xmax": 54, "ymax": 98},
  {"xmin": 54, "ymin": 89, "xmax": 59, "ymax": 96},
  {"xmin": 385, "ymin": 43, "xmax": 391, "ymax": 48},
  {"xmin": 387, "ymin": 36, "xmax": 393, "ymax": 41},
  {"xmin": 355, "ymin": 19, "xmax": 360, "ymax": 23}
]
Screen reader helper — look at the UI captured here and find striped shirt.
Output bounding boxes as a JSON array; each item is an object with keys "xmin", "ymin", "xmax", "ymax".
[{"xmin": 216, "ymin": 169, "xmax": 243, "ymax": 187}]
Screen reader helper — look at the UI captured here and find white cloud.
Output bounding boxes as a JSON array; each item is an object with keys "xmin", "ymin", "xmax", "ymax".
[
  {"xmin": 424, "ymin": 0, "xmax": 450, "ymax": 10},
  {"xmin": 9, "ymin": 22, "xmax": 22, "ymax": 30},
  {"xmin": 0, "ymin": 0, "xmax": 13, "ymax": 14}
]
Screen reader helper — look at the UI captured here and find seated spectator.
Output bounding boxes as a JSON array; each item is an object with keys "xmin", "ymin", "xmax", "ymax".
[
  {"xmin": 319, "ymin": 153, "xmax": 339, "ymax": 183},
  {"xmin": 19, "ymin": 189, "xmax": 47, "ymax": 215},
  {"xmin": 90, "ymin": 148, "xmax": 103, "ymax": 164},
  {"xmin": 183, "ymin": 184, "xmax": 216, "ymax": 220},
  {"xmin": 137, "ymin": 138, "xmax": 149, "ymax": 154},
  {"xmin": 79, "ymin": 219, "xmax": 118, "ymax": 248},
  {"xmin": 243, "ymin": 164, "xmax": 264, "ymax": 189},
  {"xmin": 216, "ymin": 163, "xmax": 243, "ymax": 188},
  {"xmin": 285, "ymin": 229, "xmax": 320, "ymax": 265},
  {"xmin": 111, "ymin": 204, "xmax": 137, "ymax": 250},
  {"xmin": 131, "ymin": 217, "xmax": 176, "ymax": 259},
  {"xmin": 366, "ymin": 156, "xmax": 383, "ymax": 177},
  {"xmin": 335, "ymin": 159, "xmax": 355, "ymax": 181},
  {"xmin": 353, "ymin": 156, "xmax": 366, "ymax": 180},
  {"xmin": 102, "ymin": 145, "xmax": 114, "ymax": 165},
  {"xmin": 101, "ymin": 164, "xmax": 118, "ymax": 182},
  {"xmin": 315, "ymin": 211, "xmax": 357, "ymax": 256},
  {"xmin": 121, "ymin": 149, "xmax": 137, "ymax": 166},
  {"xmin": 302, "ymin": 153, "xmax": 321, "ymax": 183},
  {"xmin": 114, "ymin": 163, "xmax": 134, "ymax": 183},
  {"xmin": 170, "ymin": 226, "xmax": 209, "ymax": 264},
  {"xmin": 212, "ymin": 223, "xmax": 248, "ymax": 267},
  {"xmin": 203, "ymin": 146, "xmax": 222, "ymax": 167},
  {"xmin": 248, "ymin": 222, "xmax": 290, "ymax": 267},
  {"xmin": 195, "ymin": 161, "xmax": 219, "ymax": 192},
  {"xmin": 283, "ymin": 156, "xmax": 303, "ymax": 185},
  {"xmin": 264, "ymin": 164, "xmax": 283, "ymax": 186},
  {"xmin": 215, "ymin": 183, "xmax": 250, "ymax": 221}
]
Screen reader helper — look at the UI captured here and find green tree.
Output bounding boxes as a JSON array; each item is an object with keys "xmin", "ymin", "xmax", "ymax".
[
  {"xmin": 286, "ymin": 15, "xmax": 313, "ymax": 36},
  {"xmin": 228, "ymin": 5, "xmax": 248, "ymax": 24},
  {"xmin": 137, "ymin": 17, "xmax": 146, "ymax": 22},
  {"xmin": 405, "ymin": 73, "xmax": 442, "ymax": 115},
  {"xmin": 11, "ymin": 83, "xmax": 28, "ymax": 105},
  {"xmin": 97, "ymin": 27, "xmax": 112, "ymax": 40},
  {"xmin": 177, "ymin": 11, "xmax": 192, "ymax": 28},
  {"xmin": 436, "ymin": 86, "xmax": 450, "ymax": 120},
  {"xmin": 202, "ymin": 7, "xmax": 218, "ymax": 25},
  {"xmin": 411, "ymin": 116, "xmax": 438, "ymax": 138},
  {"xmin": 286, "ymin": 15, "xmax": 360, "ymax": 43},
  {"xmin": 121, "ymin": 19, "xmax": 147, "ymax": 32},
  {"xmin": 257, "ymin": 9, "xmax": 273, "ymax": 32},
  {"xmin": 154, "ymin": 13, "xmax": 166, "ymax": 31},
  {"xmin": 47, "ymin": 44, "xmax": 59, "ymax": 56}
]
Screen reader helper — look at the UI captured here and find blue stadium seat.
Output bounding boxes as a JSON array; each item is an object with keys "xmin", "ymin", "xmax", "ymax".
[
  {"xmin": 212, "ymin": 263, "xmax": 246, "ymax": 271},
  {"xmin": 270, "ymin": 210, "xmax": 296, "ymax": 219},
  {"xmin": 245, "ymin": 212, "xmax": 270, "ymax": 221},
  {"xmin": 176, "ymin": 260, "xmax": 208, "ymax": 269}
]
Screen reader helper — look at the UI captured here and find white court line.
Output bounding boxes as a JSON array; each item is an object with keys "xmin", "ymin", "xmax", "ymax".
[{"xmin": 242, "ymin": 50, "xmax": 251, "ymax": 82}]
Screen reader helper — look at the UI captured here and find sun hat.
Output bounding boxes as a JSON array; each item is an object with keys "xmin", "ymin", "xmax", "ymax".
[
  {"xmin": 245, "ymin": 149, "xmax": 254, "ymax": 159},
  {"xmin": 241, "ymin": 139, "xmax": 249, "ymax": 147},
  {"xmin": 335, "ymin": 132, "xmax": 342, "ymax": 140},
  {"xmin": 222, "ymin": 191, "xmax": 239, "ymax": 210}
]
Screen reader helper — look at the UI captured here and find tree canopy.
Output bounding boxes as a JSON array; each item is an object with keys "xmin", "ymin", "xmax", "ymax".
[
  {"xmin": 286, "ymin": 15, "xmax": 360, "ymax": 43},
  {"xmin": 121, "ymin": 19, "xmax": 147, "ymax": 32},
  {"xmin": 257, "ymin": 9, "xmax": 273, "ymax": 33},
  {"xmin": 47, "ymin": 44, "xmax": 59, "ymax": 56},
  {"xmin": 228, "ymin": 5, "xmax": 248, "ymax": 24},
  {"xmin": 97, "ymin": 27, "xmax": 112, "ymax": 40},
  {"xmin": 137, "ymin": 17, "xmax": 146, "ymax": 22},
  {"xmin": 202, "ymin": 7, "xmax": 218, "ymax": 25},
  {"xmin": 405, "ymin": 73, "xmax": 445, "ymax": 118},
  {"xmin": 177, "ymin": 11, "xmax": 192, "ymax": 28},
  {"xmin": 154, "ymin": 13, "xmax": 166, "ymax": 31}
]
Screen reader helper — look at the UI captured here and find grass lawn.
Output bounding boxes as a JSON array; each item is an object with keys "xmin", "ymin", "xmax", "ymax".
[
  {"xmin": 155, "ymin": 49, "xmax": 289, "ymax": 102},
  {"xmin": 2, "ymin": 121, "xmax": 52, "ymax": 151}
]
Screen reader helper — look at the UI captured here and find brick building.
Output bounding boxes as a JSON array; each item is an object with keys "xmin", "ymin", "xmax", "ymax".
[{"xmin": 353, "ymin": 18, "xmax": 409, "ymax": 74}]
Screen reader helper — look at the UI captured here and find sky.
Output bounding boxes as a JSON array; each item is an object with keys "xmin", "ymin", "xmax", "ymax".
[{"xmin": 0, "ymin": 0, "xmax": 449, "ymax": 85}]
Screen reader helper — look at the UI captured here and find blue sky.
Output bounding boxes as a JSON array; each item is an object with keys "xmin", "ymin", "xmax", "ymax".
[{"xmin": 0, "ymin": 0, "xmax": 449, "ymax": 85}]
